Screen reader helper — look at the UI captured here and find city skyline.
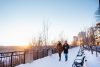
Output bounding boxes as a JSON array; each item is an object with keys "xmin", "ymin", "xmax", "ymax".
[{"xmin": 0, "ymin": 0, "xmax": 98, "ymax": 46}]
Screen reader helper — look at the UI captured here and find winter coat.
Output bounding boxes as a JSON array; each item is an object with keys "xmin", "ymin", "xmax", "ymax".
[
  {"xmin": 63, "ymin": 43, "xmax": 69, "ymax": 54},
  {"xmin": 57, "ymin": 43, "xmax": 63, "ymax": 53}
]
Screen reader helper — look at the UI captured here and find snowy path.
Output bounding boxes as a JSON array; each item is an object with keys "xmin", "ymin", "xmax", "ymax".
[
  {"xmin": 16, "ymin": 47, "xmax": 79, "ymax": 67},
  {"xmin": 16, "ymin": 47, "xmax": 100, "ymax": 67}
]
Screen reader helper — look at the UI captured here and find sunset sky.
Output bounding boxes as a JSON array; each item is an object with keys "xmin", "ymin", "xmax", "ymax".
[{"xmin": 0, "ymin": 0, "xmax": 98, "ymax": 46}]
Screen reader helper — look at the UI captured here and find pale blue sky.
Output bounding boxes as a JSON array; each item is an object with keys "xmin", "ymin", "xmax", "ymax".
[{"xmin": 0, "ymin": 0, "xmax": 98, "ymax": 46}]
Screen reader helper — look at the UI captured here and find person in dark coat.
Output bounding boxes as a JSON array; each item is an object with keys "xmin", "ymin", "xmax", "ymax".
[
  {"xmin": 63, "ymin": 40, "xmax": 69, "ymax": 61},
  {"xmin": 56, "ymin": 41, "xmax": 63, "ymax": 61}
]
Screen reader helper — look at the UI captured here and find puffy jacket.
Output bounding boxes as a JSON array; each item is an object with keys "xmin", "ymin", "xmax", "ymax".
[
  {"xmin": 57, "ymin": 43, "xmax": 63, "ymax": 53},
  {"xmin": 63, "ymin": 43, "xmax": 69, "ymax": 53}
]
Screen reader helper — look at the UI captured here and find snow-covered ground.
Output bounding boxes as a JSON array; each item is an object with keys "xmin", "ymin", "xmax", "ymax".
[
  {"xmin": 16, "ymin": 47, "xmax": 79, "ymax": 67},
  {"xmin": 16, "ymin": 47, "xmax": 100, "ymax": 67},
  {"xmin": 85, "ymin": 50, "xmax": 100, "ymax": 67}
]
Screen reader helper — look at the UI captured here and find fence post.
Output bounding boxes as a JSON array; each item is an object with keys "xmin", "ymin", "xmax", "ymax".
[
  {"xmin": 42, "ymin": 50, "xmax": 43, "ymax": 58},
  {"xmin": 47, "ymin": 49, "xmax": 48, "ymax": 56},
  {"xmin": 44, "ymin": 49, "xmax": 45, "ymax": 56},
  {"xmin": 11, "ymin": 52, "xmax": 13, "ymax": 67},
  {"xmin": 37, "ymin": 50, "xmax": 38, "ymax": 59},
  {"xmin": 96, "ymin": 46, "xmax": 98, "ymax": 57},
  {"xmin": 33, "ymin": 50, "xmax": 34, "ymax": 60},
  {"xmin": 24, "ymin": 51, "xmax": 26, "ymax": 64},
  {"xmin": 52, "ymin": 49, "xmax": 53, "ymax": 54},
  {"xmin": 43, "ymin": 49, "xmax": 45, "ymax": 57}
]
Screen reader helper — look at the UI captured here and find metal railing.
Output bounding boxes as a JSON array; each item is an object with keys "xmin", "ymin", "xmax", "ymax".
[
  {"xmin": 0, "ymin": 51, "xmax": 25, "ymax": 67},
  {"xmin": 0, "ymin": 48, "xmax": 57, "ymax": 67}
]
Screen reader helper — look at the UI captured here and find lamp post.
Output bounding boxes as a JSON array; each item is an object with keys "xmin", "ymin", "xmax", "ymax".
[{"xmin": 94, "ymin": 26, "xmax": 98, "ymax": 56}]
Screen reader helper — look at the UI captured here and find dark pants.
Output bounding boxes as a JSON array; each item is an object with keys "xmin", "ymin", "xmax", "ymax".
[{"xmin": 58, "ymin": 53, "xmax": 61, "ymax": 61}]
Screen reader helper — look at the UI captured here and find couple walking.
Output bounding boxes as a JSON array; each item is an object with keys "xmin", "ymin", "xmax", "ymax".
[{"xmin": 57, "ymin": 40, "xmax": 69, "ymax": 61}]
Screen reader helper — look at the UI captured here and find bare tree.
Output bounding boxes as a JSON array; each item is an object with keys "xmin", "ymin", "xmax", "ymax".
[
  {"xmin": 37, "ymin": 33, "xmax": 43, "ymax": 48},
  {"xmin": 43, "ymin": 20, "xmax": 49, "ymax": 46}
]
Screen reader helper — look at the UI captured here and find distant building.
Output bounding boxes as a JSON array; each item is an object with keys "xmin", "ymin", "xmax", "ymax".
[
  {"xmin": 95, "ymin": 0, "xmax": 100, "ymax": 22},
  {"xmin": 73, "ymin": 36, "xmax": 78, "ymax": 42},
  {"xmin": 94, "ymin": 23, "xmax": 100, "ymax": 45},
  {"xmin": 94, "ymin": 0, "xmax": 100, "ymax": 45},
  {"xmin": 72, "ymin": 36, "xmax": 78, "ymax": 45},
  {"xmin": 78, "ymin": 31, "xmax": 86, "ymax": 45},
  {"xmin": 87, "ymin": 27, "xmax": 94, "ymax": 36},
  {"xmin": 87, "ymin": 27, "xmax": 96, "ymax": 45},
  {"xmin": 78, "ymin": 31, "xmax": 86, "ymax": 39}
]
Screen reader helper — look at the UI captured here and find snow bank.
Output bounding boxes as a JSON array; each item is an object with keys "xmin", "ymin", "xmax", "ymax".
[{"xmin": 85, "ymin": 50, "xmax": 100, "ymax": 67}]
